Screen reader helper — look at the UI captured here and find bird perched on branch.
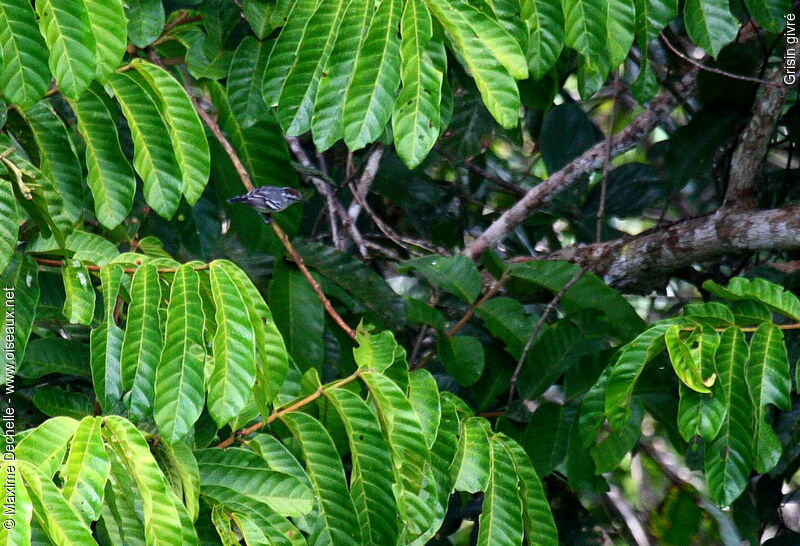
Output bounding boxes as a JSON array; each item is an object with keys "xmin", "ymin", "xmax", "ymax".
[{"xmin": 227, "ymin": 186, "xmax": 303, "ymax": 224}]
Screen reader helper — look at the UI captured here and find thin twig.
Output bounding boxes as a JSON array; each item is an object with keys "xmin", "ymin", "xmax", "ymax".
[
  {"xmin": 507, "ymin": 268, "xmax": 586, "ymax": 406},
  {"xmin": 271, "ymin": 222, "xmax": 357, "ymax": 340},
  {"xmin": 596, "ymin": 73, "xmax": 620, "ymax": 242},
  {"xmin": 347, "ymin": 145, "xmax": 384, "ymax": 224},
  {"xmin": 435, "ymin": 148, "xmax": 527, "ymax": 197},
  {"xmin": 660, "ymin": 33, "xmax": 776, "ymax": 86},
  {"xmin": 149, "ymin": 51, "xmax": 358, "ymax": 341},
  {"xmin": 217, "ymin": 369, "xmax": 363, "ymax": 448},
  {"xmin": 33, "ymin": 257, "xmax": 210, "ymax": 274}
]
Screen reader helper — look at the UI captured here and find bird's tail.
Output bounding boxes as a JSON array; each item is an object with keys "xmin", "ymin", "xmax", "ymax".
[{"xmin": 227, "ymin": 195, "xmax": 248, "ymax": 204}]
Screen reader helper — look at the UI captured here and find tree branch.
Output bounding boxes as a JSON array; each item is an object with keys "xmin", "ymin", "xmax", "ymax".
[
  {"xmin": 724, "ymin": 69, "xmax": 787, "ymax": 208},
  {"xmin": 463, "ymin": 69, "xmax": 698, "ymax": 260},
  {"xmin": 541, "ymin": 204, "xmax": 800, "ymax": 292},
  {"xmin": 347, "ymin": 145, "xmax": 384, "ymax": 224}
]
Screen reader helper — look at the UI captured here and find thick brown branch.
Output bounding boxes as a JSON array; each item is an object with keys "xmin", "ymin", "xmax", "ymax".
[
  {"xmin": 542, "ymin": 204, "xmax": 800, "ymax": 292},
  {"xmin": 724, "ymin": 70, "xmax": 787, "ymax": 208},
  {"xmin": 463, "ymin": 69, "xmax": 698, "ymax": 260}
]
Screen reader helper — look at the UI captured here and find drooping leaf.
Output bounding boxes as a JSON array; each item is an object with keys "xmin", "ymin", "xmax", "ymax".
[
  {"xmin": 311, "ymin": 0, "xmax": 372, "ymax": 150},
  {"xmin": 125, "ymin": 0, "xmax": 165, "ymax": 48},
  {"xmin": 451, "ymin": 417, "xmax": 491, "ymax": 493},
  {"xmin": 408, "ymin": 369, "xmax": 441, "ymax": 449},
  {"xmin": 85, "ymin": 0, "xmax": 127, "ymax": 78},
  {"xmin": 401, "ymin": 254, "xmax": 482, "ymax": 303},
  {"xmin": 353, "ymin": 328, "xmax": 397, "ymax": 373},
  {"xmin": 268, "ymin": 259, "xmax": 324, "ymax": 371},
  {"xmin": 704, "ymin": 328, "xmax": 753, "ymax": 506},
  {"xmin": 0, "ymin": 254, "xmax": 38, "ymax": 370},
  {"xmin": 32, "ymin": 386, "xmax": 93, "ymax": 419},
  {"xmin": 562, "ymin": 0, "xmax": 608, "ymax": 75},
  {"xmin": 278, "ymin": 0, "xmax": 349, "ymax": 135},
  {"xmin": 21, "ymin": 100, "xmax": 83, "ymax": 222},
  {"xmin": 743, "ymin": 0, "xmax": 789, "ymax": 33},
  {"xmin": 228, "ymin": 37, "xmax": 273, "ymax": 128},
  {"xmin": 60, "ymin": 416, "xmax": 111, "ymax": 523},
  {"xmin": 746, "ymin": 322, "xmax": 791, "ymax": 473},
  {"xmin": 18, "ymin": 338, "xmax": 88, "ymax": 379},
  {"xmin": 131, "ymin": 61, "xmax": 211, "ymax": 206},
  {"xmin": 664, "ymin": 325, "xmax": 712, "ymax": 393},
  {"xmin": 631, "ymin": 0, "xmax": 677, "ymax": 101},
  {"xmin": 391, "ymin": 0, "xmax": 443, "ymax": 168},
  {"xmin": 35, "ymin": 0, "xmax": 97, "ymax": 98},
  {"xmin": 683, "ymin": 0, "xmax": 739, "ymax": 58},
  {"xmin": 0, "ymin": 179, "xmax": 17, "ymax": 273},
  {"xmin": 108, "ymin": 72, "xmax": 183, "ymax": 219},
  {"xmin": 677, "ymin": 326, "xmax": 726, "ymax": 442},
  {"xmin": 0, "ymin": 0, "xmax": 51, "ymax": 108},
  {"xmin": 14, "ymin": 416, "xmax": 80, "ymax": 478},
  {"xmin": 477, "ymin": 436, "xmax": 524, "ymax": 546},
  {"xmin": 704, "ymin": 277, "xmax": 800, "ymax": 321},
  {"xmin": 122, "ymin": 264, "xmax": 163, "ymax": 420},
  {"xmin": 70, "ymin": 88, "xmax": 136, "ymax": 229},
  {"xmin": 0, "ymin": 461, "xmax": 31, "ymax": 545},
  {"xmin": 324, "ymin": 388, "xmax": 399, "ymax": 545},
  {"xmin": 91, "ymin": 322, "xmax": 124, "ymax": 412},
  {"xmin": 103, "ymin": 416, "xmax": 198, "ymax": 545},
  {"xmin": 207, "ymin": 260, "xmax": 257, "ymax": 426},
  {"xmin": 62, "ymin": 262, "xmax": 96, "ymax": 325},
  {"xmin": 280, "ymin": 412, "xmax": 363, "ymax": 544},
  {"xmin": 523, "ymin": 0, "xmax": 564, "ymax": 80},
  {"xmin": 425, "ymin": 0, "xmax": 526, "ymax": 128},
  {"xmin": 438, "ymin": 334, "xmax": 485, "ymax": 386},
  {"xmin": 154, "ymin": 264, "xmax": 206, "ymax": 443}
]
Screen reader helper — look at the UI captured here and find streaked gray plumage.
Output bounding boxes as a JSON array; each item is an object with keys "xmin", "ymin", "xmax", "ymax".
[{"xmin": 227, "ymin": 186, "xmax": 303, "ymax": 223}]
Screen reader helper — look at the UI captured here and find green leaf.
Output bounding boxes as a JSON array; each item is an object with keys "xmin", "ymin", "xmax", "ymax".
[
  {"xmin": 280, "ymin": 412, "xmax": 363, "ymax": 544},
  {"xmin": 221, "ymin": 262, "xmax": 289, "ymax": 410},
  {"xmin": 125, "ymin": 0, "xmax": 164, "ymax": 48},
  {"xmin": 250, "ymin": 435, "xmax": 311, "ymax": 486},
  {"xmin": 268, "ymin": 260, "xmax": 324, "ymax": 371},
  {"xmin": 131, "ymin": 61, "xmax": 211, "ymax": 206},
  {"xmin": 729, "ymin": 300, "xmax": 772, "ymax": 326},
  {"xmin": 1, "ymin": 254, "xmax": 38, "ymax": 368},
  {"xmin": 311, "ymin": 0, "xmax": 372, "ymax": 150},
  {"xmin": 85, "ymin": 0, "xmax": 126, "ymax": 78},
  {"xmin": 62, "ymin": 262, "xmax": 95, "ymax": 325},
  {"xmin": 508, "ymin": 261, "xmax": 645, "ymax": 340},
  {"xmin": 294, "ymin": 240, "xmax": 407, "ymax": 330},
  {"xmin": 683, "ymin": 301, "xmax": 735, "ymax": 326},
  {"xmin": 703, "ymin": 277, "xmax": 800, "ymax": 321},
  {"xmin": 522, "ymin": 0, "xmax": 564, "ymax": 80},
  {"xmin": 228, "ymin": 37, "xmax": 272, "ymax": 128},
  {"xmin": 91, "ymin": 323, "xmax": 125, "ymax": 412},
  {"xmin": 500, "ymin": 436, "xmax": 559, "ymax": 546},
  {"xmin": 154, "ymin": 264, "xmax": 206, "ymax": 443},
  {"xmin": 278, "ymin": 0, "xmax": 349, "ymax": 135},
  {"xmin": 100, "ymin": 263, "xmax": 124, "ymax": 322},
  {"xmin": 324, "ymin": 388, "xmax": 399, "ymax": 545},
  {"xmin": 562, "ymin": 0, "xmax": 608, "ymax": 74},
  {"xmin": 19, "ymin": 339, "xmax": 88, "ymax": 379},
  {"xmin": 604, "ymin": 0, "xmax": 635, "ymax": 67},
  {"xmin": 451, "ymin": 417, "xmax": 491, "ymax": 493},
  {"xmin": 408, "ymin": 369, "xmax": 441, "ymax": 449},
  {"xmin": 360, "ymin": 370, "xmax": 429, "ymax": 492},
  {"xmin": 19, "ymin": 460, "xmax": 95, "ymax": 544},
  {"xmin": 0, "ymin": 462, "xmax": 31, "ymax": 546},
  {"xmin": 103, "ymin": 415, "xmax": 198, "ymax": 545},
  {"xmin": 425, "ymin": 0, "xmax": 525, "ymax": 127},
  {"xmin": 122, "ymin": 264, "xmax": 162, "ymax": 420},
  {"xmin": 196, "ymin": 448, "xmax": 314, "ymax": 517},
  {"xmin": 262, "ymin": 0, "xmax": 320, "ymax": 106},
  {"xmin": 69, "ymin": 88, "xmax": 136, "ymax": 228},
  {"xmin": 207, "ymin": 260, "xmax": 257, "ymax": 426},
  {"xmin": 392, "ymin": 0, "xmax": 443, "ymax": 168},
  {"xmin": 108, "ymin": 72, "xmax": 183, "ymax": 219},
  {"xmin": 156, "ymin": 440, "xmax": 200, "ymax": 522},
  {"xmin": 32, "ymin": 386, "xmax": 93, "ymax": 419},
  {"xmin": 61, "ymin": 416, "xmax": 111, "ymax": 523},
  {"xmin": 342, "ymin": 0, "xmax": 402, "ymax": 149},
  {"xmin": 665, "ymin": 325, "xmax": 712, "ymax": 393},
  {"xmin": 683, "ymin": 0, "xmax": 739, "ymax": 58},
  {"xmin": 401, "ymin": 255, "xmax": 482, "ymax": 303},
  {"xmin": 631, "ymin": 0, "xmax": 677, "ymax": 102},
  {"xmin": 704, "ymin": 328, "xmax": 753, "ymax": 506},
  {"xmin": 605, "ymin": 319, "xmax": 688, "ymax": 429},
  {"xmin": 743, "ymin": 0, "xmax": 789, "ymax": 33},
  {"xmin": 477, "ymin": 436, "xmax": 524, "ymax": 546},
  {"xmin": 15, "ymin": 416, "xmax": 80, "ymax": 478},
  {"xmin": 35, "ymin": 0, "xmax": 97, "ymax": 98},
  {"xmin": 0, "ymin": 179, "xmax": 17, "ymax": 273},
  {"xmin": 591, "ymin": 397, "xmax": 643, "ymax": 473},
  {"xmin": 438, "ymin": 334, "xmax": 485, "ymax": 386},
  {"xmin": 100, "ymin": 450, "xmax": 147, "ymax": 546},
  {"xmin": 746, "ymin": 322, "xmax": 790, "ymax": 473},
  {"xmin": 21, "ymin": 101, "xmax": 83, "ymax": 223},
  {"xmin": 677, "ymin": 326, "xmax": 726, "ymax": 442},
  {"xmin": 354, "ymin": 328, "xmax": 397, "ymax": 373},
  {"xmin": 0, "ymin": 0, "xmax": 50, "ymax": 108}
]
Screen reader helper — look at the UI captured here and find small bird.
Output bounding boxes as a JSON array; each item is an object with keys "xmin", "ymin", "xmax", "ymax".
[{"xmin": 227, "ymin": 186, "xmax": 303, "ymax": 224}]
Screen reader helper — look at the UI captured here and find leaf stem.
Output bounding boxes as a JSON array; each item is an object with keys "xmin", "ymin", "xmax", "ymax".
[{"xmin": 217, "ymin": 370, "xmax": 363, "ymax": 448}]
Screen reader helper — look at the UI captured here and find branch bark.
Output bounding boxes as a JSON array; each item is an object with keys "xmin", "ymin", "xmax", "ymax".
[
  {"xmin": 541, "ymin": 204, "xmax": 800, "ymax": 292},
  {"xmin": 463, "ymin": 69, "xmax": 698, "ymax": 260},
  {"xmin": 724, "ymin": 69, "xmax": 787, "ymax": 208},
  {"xmin": 347, "ymin": 145, "xmax": 384, "ymax": 224}
]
